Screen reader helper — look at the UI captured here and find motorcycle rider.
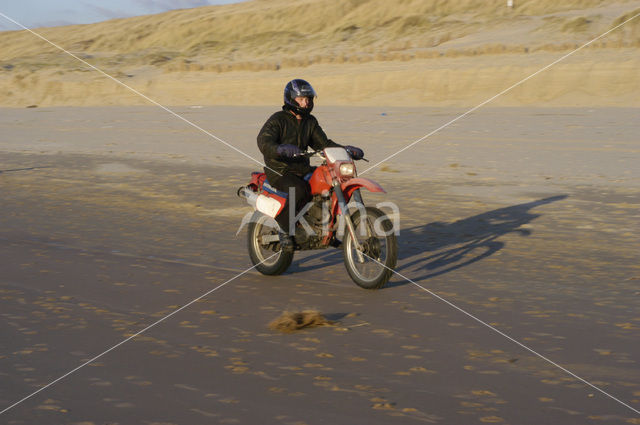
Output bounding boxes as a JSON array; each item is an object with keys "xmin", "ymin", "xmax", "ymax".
[{"xmin": 257, "ymin": 79, "xmax": 364, "ymax": 252}]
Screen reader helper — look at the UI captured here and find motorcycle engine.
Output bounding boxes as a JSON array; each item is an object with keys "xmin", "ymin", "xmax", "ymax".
[{"xmin": 294, "ymin": 196, "xmax": 331, "ymax": 250}]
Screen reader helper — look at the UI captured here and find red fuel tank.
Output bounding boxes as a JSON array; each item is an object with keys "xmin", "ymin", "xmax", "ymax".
[{"xmin": 308, "ymin": 166, "xmax": 332, "ymax": 196}]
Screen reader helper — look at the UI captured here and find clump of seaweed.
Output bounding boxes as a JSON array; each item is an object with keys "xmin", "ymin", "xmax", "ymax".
[{"xmin": 269, "ymin": 310, "xmax": 333, "ymax": 333}]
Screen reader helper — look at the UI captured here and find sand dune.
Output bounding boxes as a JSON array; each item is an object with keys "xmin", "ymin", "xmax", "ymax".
[{"xmin": 0, "ymin": 0, "xmax": 639, "ymax": 107}]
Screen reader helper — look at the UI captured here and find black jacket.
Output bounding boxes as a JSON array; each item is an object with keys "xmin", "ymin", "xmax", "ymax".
[{"xmin": 257, "ymin": 107, "xmax": 341, "ymax": 184}]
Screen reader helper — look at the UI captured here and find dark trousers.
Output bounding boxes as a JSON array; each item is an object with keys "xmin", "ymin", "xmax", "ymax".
[{"xmin": 271, "ymin": 172, "xmax": 312, "ymax": 234}]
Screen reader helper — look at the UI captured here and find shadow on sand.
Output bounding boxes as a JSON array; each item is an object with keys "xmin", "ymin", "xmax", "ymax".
[
  {"xmin": 0, "ymin": 166, "xmax": 50, "ymax": 174},
  {"xmin": 288, "ymin": 195, "xmax": 568, "ymax": 285},
  {"xmin": 391, "ymin": 195, "xmax": 568, "ymax": 285}
]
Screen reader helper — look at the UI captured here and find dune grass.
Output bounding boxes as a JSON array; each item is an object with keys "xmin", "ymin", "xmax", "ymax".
[{"xmin": 0, "ymin": 0, "xmax": 639, "ymax": 107}]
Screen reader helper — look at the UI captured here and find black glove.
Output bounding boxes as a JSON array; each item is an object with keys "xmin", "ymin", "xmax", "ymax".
[
  {"xmin": 345, "ymin": 145, "xmax": 364, "ymax": 160},
  {"xmin": 276, "ymin": 144, "xmax": 301, "ymax": 158}
]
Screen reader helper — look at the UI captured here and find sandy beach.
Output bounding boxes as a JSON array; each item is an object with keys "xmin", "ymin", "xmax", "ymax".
[
  {"xmin": 1, "ymin": 0, "xmax": 640, "ymax": 423},
  {"xmin": 1, "ymin": 104, "xmax": 639, "ymax": 424}
]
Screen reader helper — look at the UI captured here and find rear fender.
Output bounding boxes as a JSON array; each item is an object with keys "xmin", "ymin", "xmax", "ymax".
[{"xmin": 249, "ymin": 171, "xmax": 266, "ymax": 191}]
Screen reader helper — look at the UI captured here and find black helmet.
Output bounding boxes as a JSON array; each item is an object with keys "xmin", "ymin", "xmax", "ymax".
[{"xmin": 284, "ymin": 79, "xmax": 316, "ymax": 116}]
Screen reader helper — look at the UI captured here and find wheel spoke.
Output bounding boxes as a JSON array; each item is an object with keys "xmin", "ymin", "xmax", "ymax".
[
  {"xmin": 253, "ymin": 218, "xmax": 282, "ymax": 266},
  {"xmin": 350, "ymin": 222, "xmax": 386, "ymax": 279}
]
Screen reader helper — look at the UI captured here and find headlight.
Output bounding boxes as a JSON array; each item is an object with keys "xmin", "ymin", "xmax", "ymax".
[{"xmin": 339, "ymin": 163, "xmax": 355, "ymax": 177}]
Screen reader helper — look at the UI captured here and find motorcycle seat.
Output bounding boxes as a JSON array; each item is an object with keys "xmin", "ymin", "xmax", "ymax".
[{"xmin": 262, "ymin": 180, "xmax": 289, "ymax": 198}]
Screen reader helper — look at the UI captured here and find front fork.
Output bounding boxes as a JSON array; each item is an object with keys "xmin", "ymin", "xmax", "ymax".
[{"xmin": 333, "ymin": 182, "xmax": 365, "ymax": 263}]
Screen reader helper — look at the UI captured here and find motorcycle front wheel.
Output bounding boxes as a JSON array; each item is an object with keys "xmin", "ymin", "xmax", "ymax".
[
  {"xmin": 247, "ymin": 212, "xmax": 294, "ymax": 275},
  {"xmin": 343, "ymin": 206, "xmax": 398, "ymax": 289}
]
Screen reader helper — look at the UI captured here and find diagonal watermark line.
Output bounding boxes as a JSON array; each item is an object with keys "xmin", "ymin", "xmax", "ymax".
[
  {"xmin": 0, "ymin": 11, "xmax": 280, "ymax": 175},
  {"xmin": 359, "ymin": 10, "xmax": 640, "ymax": 176},
  {"xmin": 0, "ymin": 252, "xmax": 278, "ymax": 416},
  {"xmin": 359, "ymin": 252, "xmax": 640, "ymax": 415}
]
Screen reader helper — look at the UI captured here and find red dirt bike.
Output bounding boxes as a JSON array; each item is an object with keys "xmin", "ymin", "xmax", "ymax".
[{"xmin": 238, "ymin": 147, "xmax": 398, "ymax": 289}]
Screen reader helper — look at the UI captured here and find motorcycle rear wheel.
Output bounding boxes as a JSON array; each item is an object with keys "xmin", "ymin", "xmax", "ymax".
[
  {"xmin": 247, "ymin": 212, "xmax": 294, "ymax": 275},
  {"xmin": 343, "ymin": 206, "xmax": 397, "ymax": 289}
]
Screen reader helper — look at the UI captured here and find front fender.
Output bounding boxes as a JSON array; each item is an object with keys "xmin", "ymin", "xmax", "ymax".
[{"xmin": 341, "ymin": 177, "xmax": 386, "ymax": 198}]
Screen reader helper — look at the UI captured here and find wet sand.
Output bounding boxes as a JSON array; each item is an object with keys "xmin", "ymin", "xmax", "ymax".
[{"xmin": 1, "ymin": 106, "xmax": 639, "ymax": 424}]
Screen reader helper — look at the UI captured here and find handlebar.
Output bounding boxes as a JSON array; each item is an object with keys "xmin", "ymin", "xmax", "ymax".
[
  {"xmin": 292, "ymin": 150, "xmax": 322, "ymax": 159},
  {"xmin": 292, "ymin": 149, "xmax": 369, "ymax": 162}
]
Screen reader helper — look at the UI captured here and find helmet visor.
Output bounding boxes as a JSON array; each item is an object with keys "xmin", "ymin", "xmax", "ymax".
[{"xmin": 291, "ymin": 80, "xmax": 316, "ymax": 98}]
